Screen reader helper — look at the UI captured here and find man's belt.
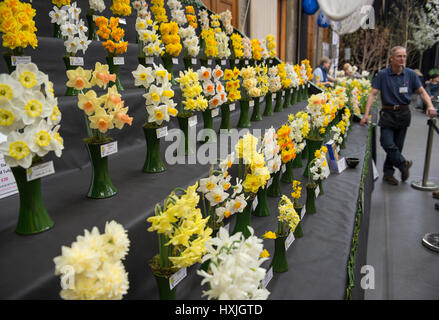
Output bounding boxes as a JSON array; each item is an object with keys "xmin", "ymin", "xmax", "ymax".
[{"xmin": 381, "ymin": 105, "xmax": 409, "ymax": 111}]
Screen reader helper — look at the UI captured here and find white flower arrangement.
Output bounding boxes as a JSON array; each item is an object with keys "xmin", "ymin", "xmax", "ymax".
[
  {"xmin": 53, "ymin": 220, "xmax": 130, "ymax": 300},
  {"xmin": 49, "ymin": 2, "xmax": 91, "ymax": 55},
  {"xmin": 199, "ymin": 9, "xmax": 210, "ymax": 30},
  {"xmin": 215, "ymin": 31, "xmax": 231, "ymax": 59},
  {"xmin": 0, "ymin": 64, "xmax": 63, "ymax": 169},
  {"xmin": 167, "ymin": 0, "xmax": 187, "ymax": 26},
  {"xmin": 242, "ymin": 37, "xmax": 252, "ymax": 59},
  {"xmin": 286, "ymin": 63, "xmax": 300, "ymax": 88},
  {"xmin": 268, "ymin": 66, "xmax": 282, "ymax": 93},
  {"xmin": 335, "ymin": 70, "xmax": 345, "ymax": 78},
  {"xmin": 261, "ymin": 127, "xmax": 282, "ymax": 175},
  {"xmin": 132, "ymin": 64, "xmax": 178, "ymax": 126},
  {"xmin": 89, "ymin": 0, "xmax": 106, "ymax": 12},
  {"xmin": 179, "ymin": 26, "xmax": 200, "ymax": 58},
  {"xmin": 132, "ymin": 0, "xmax": 150, "ymax": 19},
  {"xmin": 219, "ymin": 10, "xmax": 233, "ymax": 35},
  {"xmin": 197, "ymin": 226, "xmax": 270, "ymax": 300},
  {"xmin": 260, "ymin": 40, "xmax": 269, "ymax": 60},
  {"xmin": 309, "ymin": 147, "xmax": 330, "ymax": 182},
  {"xmin": 288, "ymin": 112, "xmax": 309, "ymax": 154},
  {"xmin": 197, "ymin": 65, "xmax": 228, "ymax": 109},
  {"xmin": 136, "ymin": 16, "xmax": 164, "ymax": 57},
  {"xmin": 300, "ymin": 63, "xmax": 309, "ymax": 84}
]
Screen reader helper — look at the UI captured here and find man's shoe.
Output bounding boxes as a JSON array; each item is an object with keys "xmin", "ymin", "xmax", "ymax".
[
  {"xmin": 383, "ymin": 175, "xmax": 399, "ymax": 185},
  {"xmin": 401, "ymin": 160, "xmax": 413, "ymax": 182},
  {"xmin": 433, "ymin": 191, "xmax": 439, "ymax": 199}
]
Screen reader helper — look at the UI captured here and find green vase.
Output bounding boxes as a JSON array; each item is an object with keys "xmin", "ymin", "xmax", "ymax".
[
  {"xmin": 161, "ymin": 56, "xmax": 177, "ymax": 86},
  {"xmin": 293, "ymin": 205, "xmax": 304, "ymax": 238},
  {"xmin": 238, "ymin": 100, "xmax": 251, "ymax": 128},
  {"xmin": 283, "ymin": 89, "xmax": 291, "ymax": 109},
  {"xmin": 251, "ymin": 98, "xmax": 263, "ymax": 121},
  {"xmin": 281, "ymin": 161, "xmax": 294, "ymax": 183},
  {"xmin": 318, "ymin": 179, "xmax": 324, "ymax": 196},
  {"xmin": 252, "ymin": 186, "xmax": 270, "ymax": 217},
  {"xmin": 304, "ymin": 138, "xmax": 323, "ymax": 177},
  {"xmin": 291, "ymin": 87, "xmax": 298, "ymax": 105},
  {"xmin": 272, "ymin": 235, "xmax": 288, "ymax": 273},
  {"xmin": 220, "ymin": 103, "xmax": 231, "ymax": 131},
  {"xmin": 297, "ymin": 85, "xmax": 303, "ymax": 102},
  {"xmin": 85, "ymin": 142, "xmax": 118, "ymax": 199},
  {"xmin": 292, "ymin": 151, "xmax": 303, "ymax": 168},
  {"xmin": 267, "ymin": 171, "xmax": 282, "ymax": 197},
  {"xmin": 232, "ymin": 197, "xmax": 253, "ymax": 238},
  {"xmin": 86, "ymin": 13, "xmax": 99, "ymax": 41},
  {"xmin": 306, "ymin": 184, "xmax": 317, "ymax": 214},
  {"xmin": 200, "ymin": 58, "xmax": 208, "ymax": 68},
  {"xmin": 63, "ymin": 56, "xmax": 82, "ymax": 96},
  {"xmin": 274, "ymin": 92, "xmax": 283, "ymax": 112},
  {"xmin": 263, "ymin": 92, "xmax": 273, "ymax": 116},
  {"xmin": 53, "ymin": 23, "xmax": 62, "ymax": 38},
  {"xmin": 153, "ymin": 273, "xmax": 176, "ymax": 300},
  {"xmin": 177, "ymin": 115, "xmax": 196, "ymax": 156},
  {"xmin": 10, "ymin": 166, "xmax": 54, "ymax": 235},
  {"xmin": 106, "ymin": 55, "xmax": 124, "ymax": 91},
  {"xmin": 302, "ymin": 143, "xmax": 308, "ymax": 160},
  {"xmin": 143, "ymin": 126, "xmax": 166, "ymax": 173},
  {"xmin": 305, "ymin": 84, "xmax": 309, "ymax": 99},
  {"xmin": 202, "ymin": 109, "xmax": 216, "ymax": 143},
  {"xmin": 183, "ymin": 57, "xmax": 193, "ymax": 70}
]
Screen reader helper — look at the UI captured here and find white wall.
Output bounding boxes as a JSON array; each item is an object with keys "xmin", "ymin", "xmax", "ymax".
[{"xmin": 249, "ymin": 0, "xmax": 278, "ymax": 41}]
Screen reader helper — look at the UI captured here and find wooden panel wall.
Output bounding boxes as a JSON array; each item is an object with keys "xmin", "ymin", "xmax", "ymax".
[{"xmin": 202, "ymin": 0, "xmax": 239, "ymax": 28}]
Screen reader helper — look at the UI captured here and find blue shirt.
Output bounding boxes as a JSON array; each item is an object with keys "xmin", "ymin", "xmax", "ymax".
[
  {"xmin": 313, "ymin": 65, "xmax": 328, "ymax": 83},
  {"xmin": 372, "ymin": 67, "xmax": 422, "ymax": 106}
]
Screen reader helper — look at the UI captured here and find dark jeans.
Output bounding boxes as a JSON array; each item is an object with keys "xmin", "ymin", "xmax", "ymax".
[{"xmin": 380, "ymin": 126, "xmax": 408, "ymax": 176}]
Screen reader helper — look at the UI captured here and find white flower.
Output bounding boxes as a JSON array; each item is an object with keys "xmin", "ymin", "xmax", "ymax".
[
  {"xmin": 89, "ymin": 0, "xmax": 106, "ymax": 12},
  {"xmin": 143, "ymin": 84, "xmax": 163, "ymax": 106},
  {"xmin": 0, "ymin": 73, "xmax": 23, "ymax": 105},
  {"xmin": 229, "ymin": 194, "xmax": 247, "ymax": 213},
  {"xmin": 132, "ymin": 64, "xmax": 154, "ymax": 88},
  {"xmin": 78, "ymin": 35, "xmax": 92, "ymax": 54},
  {"xmin": 11, "ymin": 63, "xmax": 46, "ymax": 91},
  {"xmin": 61, "ymin": 23, "xmax": 78, "ymax": 38},
  {"xmin": 198, "ymin": 175, "xmax": 220, "ymax": 194},
  {"xmin": 49, "ymin": 6, "xmax": 68, "ymax": 25},
  {"xmin": 64, "ymin": 37, "xmax": 81, "ymax": 54},
  {"xmin": 219, "ymin": 152, "xmax": 235, "ymax": 172},
  {"xmin": 205, "ymin": 186, "xmax": 229, "ymax": 206},
  {"xmin": 0, "ymin": 100, "xmax": 24, "ymax": 134},
  {"xmin": 19, "ymin": 91, "xmax": 51, "ymax": 126},
  {"xmin": 24, "ymin": 118, "xmax": 57, "ymax": 158},
  {"xmin": 146, "ymin": 104, "xmax": 169, "ymax": 125},
  {"xmin": 102, "ymin": 221, "xmax": 130, "ymax": 261},
  {"xmin": 0, "ymin": 130, "xmax": 34, "ymax": 168}
]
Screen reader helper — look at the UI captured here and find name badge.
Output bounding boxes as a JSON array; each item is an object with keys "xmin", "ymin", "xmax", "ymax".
[{"xmin": 399, "ymin": 87, "xmax": 408, "ymax": 94}]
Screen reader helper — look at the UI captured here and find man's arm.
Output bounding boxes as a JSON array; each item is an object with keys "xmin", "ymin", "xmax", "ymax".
[
  {"xmin": 417, "ymin": 86, "xmax": 438, "ymax": 118},
  {"xmin": 327, "ymin": 75, "xmax": 336, "ymax": 82},
  {"xmin": 360, "ymin": 88, "xmax": 379, "ymax": 126}
]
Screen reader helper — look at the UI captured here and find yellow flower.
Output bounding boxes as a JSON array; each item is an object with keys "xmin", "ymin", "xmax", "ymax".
[
  {"xmin": 88, "ymin": 107, "xmax": 114, "ymax": 133},
  {"xmin": 263, "ymin": 231, "xmax": 277, "ymax": 239},
  {"xmin": 260, "ymin": 249, "xmax": 270, "ymax": 258},
  {"xmin": 66, "ymin": 67, "xmax": 92, "ymax": 90}
]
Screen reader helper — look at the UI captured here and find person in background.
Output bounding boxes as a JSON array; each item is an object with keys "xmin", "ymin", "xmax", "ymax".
[
  {"xmin": 343, "ymin": 63, "xmax": 355, "ymax": 78},
  {"xmin": 425, "ymin": 71, "xmax": 439, "ymax": 113},
  {"xmin": 313, "ymin": 57, "xmax": 336, "ymax": 87},
  {"xmin": 360, "ymin": 46, "xmax": 437, "ymax": 186}
]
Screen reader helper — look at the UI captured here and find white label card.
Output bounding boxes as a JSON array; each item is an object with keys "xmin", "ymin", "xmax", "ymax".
[
  {"xmin": 273, "ymin": 93, "xmax": 277, "ymax": 99},
  {"xmin": 260, "ymin": 97, "xmax": 264, "ymax": 102},
  {"xmin": 189, "ymin": 115, "xmax": 197, "ymax": 127},
  {"xmin": 156, "ymin": 126, "xmax": 168, "ymax": 138},
  {"xmin": 285, "ymin": 232, "xmax": 295, "ymax": 251},
  {"xmin": 336, "ymin": 158, "xmax": 347, "ymax": 173},
  {"xmin": 315, "ymin": 185, "xmax": 320, "ymax": 198},
  {"xmin": 252, "ymin": 197, "xmax": 259, "ymax": 210},
  {"xmin": 372, "ymin": 160, "xmax": 379, "ymax": 180},
  {"xmin": 230, "ymin": 103, "xmax": 236, "ymax": 111},
  {"xmin": 119, "ymin": 18, "xmax": 127, "ymax": 25},
  {"xmin": 169, "ymin": 268, "xmax": 187, "ymax": 290},
  {"xmin": 281, "ymin": 164, "xmax": 286, "ymax": 173},
  {"xmin": 93, "ymin": 15, "xmax": 98, "ymax": 21},
  {"xmin": 235, "ymin": 59, "xmax": 239, "ymax": 64},
  {"xmin": 69, "ymin": 57, "xmax": 84, "ymax": 66},
  {"xmin": 172, "ymin": 58, "xmax": 178, "ymax": 64},
  {"xmin": 11, "ymin": 56, "xmax": 31, "ymax": 66},
  {"xmin": 100, "ymin": 141, "xmax": 118, "ymax": 158},
  {"xmin": 113, "ymin": 57, "xmax": 125, "ymax": 65},
  {"xmin": 249, "ymin": 100, "xmax": 255, "ymax": 107},
  {"xmin": 26, "ymin": 161, "xmax": 55, "ymax": 182},
  {"xmin": 399, "ymin": 87, "xmax": 408, "ymax": 94},
  {"xmin": 245, "ymin": 60, "xmax": 249, "ymax": 65},
  {"xmin": 212, "ymin": 108, "xmax": 219, "ymax": 117},
  {"xmin": 208, "ymin": 59, "xmax": 212, "ymax": 65},
  {"xmin": 0, "ymin": 154, "xmax": 18, "ymax": 199},
  {"xmin": 282, "ymin": 91, "xmax": 285, "ymax": 97},
  {"xmin": 267, "ymin": 178, "xmax": 273, "ymax": 188},
  {"xmin": 192, "ymin": 58, "xmax": 197, "ymax": 65},
  {"xmin": 145, "ymin": 57, "xmax": 154, "ymax": 64},
  {"xmin": 300, "ymin": 207, "xmax": 306, "ymax": 219},
  {"xmin": 262, "ymin": 267, "xmax": 273, "ymax": 289},
  {"xmin": 324, "ymin": 162, "xmax": 331, "ymax": 177},
  {"xmin": 221, "ymin": 60, "xmax": 226, "ymax": 66}
]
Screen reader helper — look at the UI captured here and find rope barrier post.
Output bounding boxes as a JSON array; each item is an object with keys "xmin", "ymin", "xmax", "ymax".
[{"xmin": 411, "ymin": 118, "xmax": 439, "ymax": 191}]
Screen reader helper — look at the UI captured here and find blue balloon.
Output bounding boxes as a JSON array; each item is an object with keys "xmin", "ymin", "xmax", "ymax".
[
  {"xmin": 302, "ymin": 0, "xmax": 319, "ymax": 15},
  {"xmin": 317, "ymin": 10, "xmax": 330, "ymax": 28}
]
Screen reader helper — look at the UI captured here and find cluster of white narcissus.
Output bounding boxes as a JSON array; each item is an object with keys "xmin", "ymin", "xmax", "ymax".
[
  {"xmin": 286, "ymin": 63, "xmax": 300, "ymax": 88},
  {"xmin": 135, "ymin": 12, "xmax": 164, "ymax": 57},
  {"xmin": 268, "ymin": 66, "xmax": 282, "ymax": 93},
  {"xmin": 261, "ymin": 127, "xmax": 282, "ymax": 175},
  {"xmin": 309, "ymin": 147, "xmax": 330, "ymax": 182},
  {"xmin": 89, "ymin": 0, "xmax": 106, "ymax": 13},
  {"xmin": 168, "ymin": 0, "xmax": 187, "ymax": 26},
  {"xmin": 53, "ymin": 221, "xmax": 130, "ymax": 300},
  {"xmin": 197, "ymin": 227, "xmax": 270, "ymax": 300},
  {"xmin": 0, "ymin": 63, "xmax": 63, "ymax": 169},
  {"xmin": 132, "ymin": 0, "xmax": 150, "ymax": 19},
  {"xmin": 179, "ymin": 26, "xmax": 200, "ymax": 57},
  {"xmin": 49, "ymin": 2, "xmax": 92, "ymax": 55}
]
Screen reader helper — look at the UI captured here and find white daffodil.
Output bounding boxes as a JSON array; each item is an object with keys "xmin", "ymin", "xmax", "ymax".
[
  {"xmin": 202, "ymin": 80, "xmax": 216, "ymax": 97},
  {"xmin": 143, "ymin": 84, "xmax": 163, "ymax": 106},
  {"xmin": 68, "ymin": 2, "xmax": 81, "ymax": 19},
  {"xmin": 146, "ymin": 104, "xmax": 169, "ymax": 125},
  {"xmin": 219, "ymin": 152, "xmax": 235, "ymax": 172},
  {"xmin": 231, "ymin": 177, "xmax": 243, "ymax": 198},
  {"xmin": 132, "ymin": 64, "xmax": 154, "ymax": 88},
  {"xmin": 20, "ymin": 91, "xmax": 51, "ymax": 126},
  {"xmin": 229, "ymin": 194, "xmax": 247, "ymax": 214},
  {"xmin": 49, "ymin": 6, "xmax": 68, "ymax": 25},
  {"xmin": 0, "ymin": 74, "xmax": 23, "ymax": 105},
  {"xmin": 77, "ymin": 35, "xmax": 92, "ymax": 55},
  {"xmin": 0, "ymin": 100, "xmax": 24, "ymax": 134},
  {"xmin": 0, "ymin": 130, "xmax": 34, "ymax": 168},
  {"xmin": 61, "ymin": 23, "xmax": 78, "ymax": 38},
  {"xmin": 198, "ymin": 67, "xmax": 212, "ymax": 82},
  {"xmin": 50, "ymin": 125, "xmax": 64, "ymax": 157},
  {"xmin": 198, "ymin": 175, "xmax": 219, "ymax": 194},
  {"xmin": 89, "ymin": 0, "xmax": 106, "ymax": 12},
  {"xmin": 24, "ymin": 119, "xmax": 55, "ymax": 157},
  {"xmin": 154, "ymin": 65, "xmax": 170, "ymax": 86},
  {"xmin": 64, "ymin": 37, "xmax": 81, "ymax": 54},
  {"xmin": 46, "ymin": 97, "xmax": 61, "ymax": 126},
  {"xmin": 11, "ymin": 63, "xmax": 46, "ymax": 91}
]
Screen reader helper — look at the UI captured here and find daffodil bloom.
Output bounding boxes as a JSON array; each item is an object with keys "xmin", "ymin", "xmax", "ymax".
[{"xmin": 66, "ymin": 67, "xmax": 92, "ymax": 90}]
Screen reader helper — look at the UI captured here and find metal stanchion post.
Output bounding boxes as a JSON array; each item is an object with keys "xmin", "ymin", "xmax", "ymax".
[{"xmin": 411, "ymin": 118, "xmax": 439, "ymax": 191}]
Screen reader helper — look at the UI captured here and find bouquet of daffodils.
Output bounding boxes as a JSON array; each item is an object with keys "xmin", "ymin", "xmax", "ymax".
[
  {"xmin": 179, "ymin": 26, "xmax": 200, "ymax": 58},
  {"xmin": 255, "ymin": 63, "xmax": 269, "ymax": 97},
  {"xmin": 199, "ymin": 9, "xmax": 210, "ymax": 30},
  {"xmin": 147, "ymin": 183, "xmax": 213, "ymax": 272},
  {"xmin": 263, "ymin": 194, "xmax": 300, "ymax": 239},
  {"xmin": 150, "ymin": 0, "xmax": 168, "ymax": 23},
  {"xmin": 276, "ymin": 124, "xmax": 297, "ymax": 165},
  {"xmin": 110, "ymin": 0, "xmax": 132, "ymax": 16},
  {"xmin": 186, "ymin": 6, "xmax": 198, "ymax": 29},
  {"xmin": 168, "ymin": 0, "xmax": 187, "ymax": 26},
  {"xmin": 286, "ymin": 63, "xmax": 300, "ymax": 89},
  {"xmin": 132, "ymin": 64, "xmax": 178, "ymax": 127},
  {"xmin": 198, "ymin": 157, "xmax": 247, "ymax": 228},
  {"xmin": 95, "ymin": 16, "xmax": 128, "ymax": 55},
  {"xmin": 277, "ymin": 63, "xmax": 291, "ymax": 90},
  {"xmin": 305, "ymin": 93, "xmax": 332, "ymax": 139},
  {"xmin": 242, "ymin": 37, "xmax": 252, "ymax": 60},
  {"xmin": 309, "ymin": 145, "xmax": 330, "ymax": 183},
  {"xmin": 268, "ymin": 66, "xmax": 282, "ymax": 94},
  {"xmin": 260, "ymin": 40, "xmax": 269, "ymax": 60},
  {"xmin": 176, "ymin": 69, "xmax": 209, "ymax": 114},
  {"xmin": 135, "ymin": 15, "xmax": 164, "ymax": 58},
  {"xmin": 49, "ymin": 2, "xmax": 92, "ymax": 56},
  {"xmin": 159, "ymin": 21, "xmax": 182, "ymax": 58},
  {"xmin": 287, "ymin": 111, "xmax": 310, "ymax": 155},
  {"xmin": 197, "ymin": 226, "xmax": 270, "ymax": 300},
  {"xmin": 0, "ymin": 64, "xmax": 63, "ymax": 169},
  {"xmin": 240, "ymin": 66, "xmax": 261, "ymax": 100},
  {"xmin": 266, "ymin": 34, "xmax": 277, "ymax": 59},
  {"xmin": 68, "ymin": 63, "xmax": 133, "ymax": 143},
  {"xmin": 220, "ymin": 10, "xmax": 234, "ymax": 35},
  {"xmin": 132, "ymin": 0, "xmax": 149, "ymax": 19},
  {"xmin": 223, "ymin": 67, "xmax": 241, "ymax": 102},
  {"xmin": 251, "ymin": 39, "xmax": 263, "ymax": 61},
  {"xmin": 291, "ymin": 180, "xmax": 303, "ymax": 207},
  {"xmin": 89, "ymin": 0, "xmax": 106, "ymax": 12},
  {"xmin": 0, "ymin": 0, "xmax": 38, "ymax": 52},
  {"xmin": 197, "ymin": 66, "xmax": 228, "ymax": 110},
  {"xmin": 301, "ymin": 59, "xmax": 313, "ymax": 84},
  {"xmin": 230, "ymin": 33, "xmax": 243, "ymax": 59},
  {"xmin": 215, "ymin": 30, "xmax": 231, "ymax": 59},
  {"xmin": 53, "ymin": 220, "xmax": 130, "ymax": 300},
  {"xmin": 262, "ymin": 127, "xmax": 282, "ymax": 176}
]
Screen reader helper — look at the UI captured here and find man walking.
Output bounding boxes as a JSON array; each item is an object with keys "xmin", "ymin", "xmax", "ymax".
[{"xmin": 361, "ymin": 46, "xmax": 437, "ymax": 185}]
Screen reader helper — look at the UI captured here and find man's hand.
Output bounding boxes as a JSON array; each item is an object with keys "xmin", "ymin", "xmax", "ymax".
[
  {"xmin": 360, "ymin": 114, "xmax": 369, "ymax": 126},
  {"xmin": 426, "ymin": 106, "xmax": 438, "ymax": 118}
]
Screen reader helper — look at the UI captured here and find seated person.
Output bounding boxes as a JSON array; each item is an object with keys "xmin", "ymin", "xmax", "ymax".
[
  {"xmin": 313, "ymin": 57, "xmax": 336, "ymax": 87},
  {"xmin": 425, "ymin": 73, "xmax": 439, "ymax": 113}
]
